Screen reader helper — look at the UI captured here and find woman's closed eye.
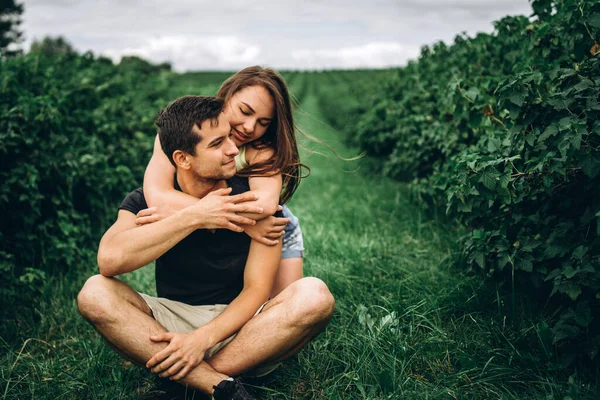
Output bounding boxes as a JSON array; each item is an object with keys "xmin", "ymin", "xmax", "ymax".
[{"xmin": 240, "ymin": 107, "xmax": 270, "ymax": 127}]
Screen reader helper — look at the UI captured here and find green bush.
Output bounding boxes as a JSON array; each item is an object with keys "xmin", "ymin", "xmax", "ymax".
[
  {"xmin": 0, "ymin": 50, "xmax": 171, "ymax": 315},
  {"xmin": 350, "ymin": 0, "xmax": 600, "ymax": 362},
  {"xmin": 310, "ymin": 69, "xmax": 394, "ymax": 133}
]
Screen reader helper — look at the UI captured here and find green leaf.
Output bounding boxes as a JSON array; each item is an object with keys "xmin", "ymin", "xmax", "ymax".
[
  {"xmin": 572, "ymin": 78, "xmax": 594, "ymax": 92},
  {"xmin": 588, "ymin": 13, "xmax": 600, "ymax": 28},
  {"xmin": 546, "ymin": 268, "xmax": 562, "ymax": 281},
  {"xmin": 498, "ymin": 173, "xmax": 511, "ymax": 189},
  {"xmin": 457, "ymin": 201, "xmax": 472, "ymax": 212},
  {"xmin": 553, "ymin": 324, "xmax": 580, "ymax": 344},
  {"xmin": 464, "ymin": 87, "xmax": 480, "ymax": 101},
  {"xmin": 547, "ymin": 97, "xmax": 572, "ymax": 110},
  {"xmin": 538, "ymin": 124, "xmax": 558, "ymax": 143},
  {"xmin": 498, "ymin": 252, "xmax": 511, "ymax": 270},
  {"xmin": 542, "ymin": 175, "xmax": 553, "ymax": 188},
  {"xmin": 473, "ymin": 251, "xmax": 485, "ymax": 269},
  {"xmin": 479, "ymin": 171, "xmax": 497, "ymax": 190},
  {"xmin": 562, "ymin": 266, "xmax": 577, "ymax": 279},
  {"xmin": 566, "ymin": 286, "xmax": 582, "ymax": 301},
  {"xmin": 580, "ymin": 152, "xmax": 600, "ymax": 178},
  {"xmin": 487, "ymin": 137, "xmax": 499, "ymax": 152},
  {"xmin": 517, "ymin": 258, "xmax": 533, "ymax": 272},
  {"xmin": 472, "ymin": 229, "xmax": 485, "ymax": 239},
  {"xmin": 572, "ymin": 246, "xmax": 588, "ymax": 260},
  {"xmin": 508, "ymin": 91, "xmax": 526, "ymax": 107}
]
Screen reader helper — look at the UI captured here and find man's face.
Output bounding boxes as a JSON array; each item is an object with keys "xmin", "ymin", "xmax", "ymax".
[{"xmin": 188, "ymin": 113, "xmax": 239, "ymax": 181}]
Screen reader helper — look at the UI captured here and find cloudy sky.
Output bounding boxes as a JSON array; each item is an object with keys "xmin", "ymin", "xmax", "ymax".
[{"xmin": 21, "ymin": 0, "xmax": 533, "ymax": 71}]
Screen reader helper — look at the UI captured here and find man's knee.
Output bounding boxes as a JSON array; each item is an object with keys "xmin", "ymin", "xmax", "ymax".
[
  {"xmin": 77, "ymin": 274, "xmax": 120, "ymax": 325},
  {"xmin": 289, "ymin": 277, "xmax": 335, "ymax": 327}
]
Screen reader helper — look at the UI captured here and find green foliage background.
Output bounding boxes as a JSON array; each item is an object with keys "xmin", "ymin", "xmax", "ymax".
[
  {"xmin": 2, "ymin": 0, "xmax": 600, "ymax": 397},
  {"xmin": 333, "ymin": 0, "xmax": 600, "ymax": 362},
  {"xmin": 0, "ymin": 50, "xmax": 171, "ymax": 328}
]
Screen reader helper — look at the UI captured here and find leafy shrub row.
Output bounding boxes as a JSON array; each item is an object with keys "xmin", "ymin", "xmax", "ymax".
[
  {"xmin": 0, "ymin": 50, "xmax": 172, "ymax": 314},
  {"xmin": 311, "ymin": 69, "xmax": 393, "ymax": 133},
  {"xmin": 347, "ymin": 0, "xmax": 600, "ymax": 362}
]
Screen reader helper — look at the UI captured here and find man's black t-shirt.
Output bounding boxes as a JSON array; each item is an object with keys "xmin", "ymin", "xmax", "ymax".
[{"xmin": 118, "ymin": 176, "xmax": 251, "ymax": 306}]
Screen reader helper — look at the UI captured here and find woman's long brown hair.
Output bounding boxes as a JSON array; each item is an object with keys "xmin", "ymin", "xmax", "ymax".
[{"xmin": 217, "ymin": 66, "xmax": 308, "ymax": 204}]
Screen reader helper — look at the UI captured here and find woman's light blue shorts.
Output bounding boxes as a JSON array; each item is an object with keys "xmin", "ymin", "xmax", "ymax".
[{"xmin": 281, "ymin": 205, "xmax": 304, "ymax": 259}]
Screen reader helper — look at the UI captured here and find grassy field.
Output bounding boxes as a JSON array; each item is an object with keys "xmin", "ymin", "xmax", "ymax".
[{"xmin": 2, "ymin": 76, "xmax": 599, "ymax": 399}]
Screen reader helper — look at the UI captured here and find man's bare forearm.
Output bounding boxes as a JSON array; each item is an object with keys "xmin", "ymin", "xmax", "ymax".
[
  {"xmin": 98, "ymin": 209, "xmax": 201, "ymax": 276},
  {"xmin": 192, "ymin": 241, "xmax": 281, "ymax": 347},
  {"xmin": 195, "ymin": 285, "xmax": 271, "ymax": 348}
]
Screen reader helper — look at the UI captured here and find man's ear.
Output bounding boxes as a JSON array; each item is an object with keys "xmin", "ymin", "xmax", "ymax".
[{"xmin": 172, "ymin": 150, "xmax": 191, "ymax": 170}]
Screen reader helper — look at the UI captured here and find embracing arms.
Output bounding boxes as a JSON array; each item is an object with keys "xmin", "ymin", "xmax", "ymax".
[
  {"xmin": 144, "ymin": 135, "xmax": 281, "ymax": 219},
  {"xmin": 97, "ymin": 188, "xmax": 262, "ymax": 277}
]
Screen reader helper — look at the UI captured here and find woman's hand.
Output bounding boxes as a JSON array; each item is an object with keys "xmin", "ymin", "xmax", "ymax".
[
  {"xmin": 135, "ymin": 206, "xmax": 177, "ymax": 225},
  {"xmin": 136, "ymin": 189, "xmax": 265, "ymax": 232},
  {"xmin": 243, "ymin": 215, "xmax": 290, "ymax": 245},
  {"xmin": 146, "ymin": 331, "xmax": 212, "ymax": 381}
]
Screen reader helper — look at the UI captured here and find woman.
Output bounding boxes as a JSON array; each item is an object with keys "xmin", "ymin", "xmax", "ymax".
[{"xmin": 141, "ymin": 66, "xmax": 306, "ymax": 298}]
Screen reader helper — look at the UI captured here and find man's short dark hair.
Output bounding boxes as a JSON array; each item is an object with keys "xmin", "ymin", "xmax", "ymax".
[{"xmin": 156, "ymin": 96, "xmax": 225, "ymax": 166}]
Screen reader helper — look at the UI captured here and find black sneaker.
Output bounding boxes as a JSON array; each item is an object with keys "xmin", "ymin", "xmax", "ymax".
[{"xmin": 212, "ymin": 378, "xmax": 255, "ymax": 400}]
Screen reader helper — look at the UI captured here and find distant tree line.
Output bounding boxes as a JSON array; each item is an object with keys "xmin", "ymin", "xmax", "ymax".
[{"xmin": 0, "ymin": 0, "xmax": 23, "ymax": 57}]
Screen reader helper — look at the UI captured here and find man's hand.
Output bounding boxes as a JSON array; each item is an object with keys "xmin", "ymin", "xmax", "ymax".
[
  {"xmin": 147, "ymin": 331, "xmax": 211, "ymax": 381},
  {"xmin": 243, "ymin": 216, "xmax": 290, "ymax": 245}
]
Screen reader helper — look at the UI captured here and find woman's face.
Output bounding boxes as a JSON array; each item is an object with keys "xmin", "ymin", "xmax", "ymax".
[{"xmin": 223, "ymin": 85, "xmax": 275, "ymax": 147}]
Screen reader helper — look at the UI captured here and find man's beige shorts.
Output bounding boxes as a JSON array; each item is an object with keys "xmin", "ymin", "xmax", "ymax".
[{"xmin": 139, "ymin": 293, "xmax": 279, "ymax": 377}]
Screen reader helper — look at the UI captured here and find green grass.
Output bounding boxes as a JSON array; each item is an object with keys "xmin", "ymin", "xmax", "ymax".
[{"xmin": 2, "ymin": 77, "xmax": 600, "ymax": 399}]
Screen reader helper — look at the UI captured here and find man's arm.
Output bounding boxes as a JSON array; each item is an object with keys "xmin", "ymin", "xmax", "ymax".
[
  {"xmin": 146, "ymin": 238, "xmax": 281, "ymax": 379},
  {"xmin": 98, "ymin": 189, "xmax": 263, "ymax": 277},
  {"xmin": 97, "ymin": 209, "xmax": 201, "ymax": 277},
  {"xmin": 199, "ymin": 239, "xmax": 281, "ymax": 344}
]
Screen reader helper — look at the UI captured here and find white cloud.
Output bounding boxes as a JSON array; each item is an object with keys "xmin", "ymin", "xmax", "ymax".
[
  {"xmin": 103, "ymin": 36, "xmax": 261, "ymax": 72},
  {"xmin": 21, "ymin": 0, "xmax": 534, "ymax": 70},
  {"xmin": 291, "ymin": 42, "xmax": 420, "ymax": 69}
]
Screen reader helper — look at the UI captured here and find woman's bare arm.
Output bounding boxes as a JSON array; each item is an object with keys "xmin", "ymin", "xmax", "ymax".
[
  {"xmin": 238, "ymin": 146, "xmax": 282, "ymax": 219},
  {"xmin": 143, "ymin": 135, "xmax": 199, "ymax": 210},
  {"xmin": 143, "ymin": 136, "xmax": 280, "ymax": 222}
]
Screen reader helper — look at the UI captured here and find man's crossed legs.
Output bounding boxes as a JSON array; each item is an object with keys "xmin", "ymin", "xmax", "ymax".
[{"xmin": 77, "ymin": 276, "xmax": 335, "ymax": 395}]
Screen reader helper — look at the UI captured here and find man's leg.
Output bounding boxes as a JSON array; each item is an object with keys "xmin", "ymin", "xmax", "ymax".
[
  {"xmin": 207, "ymin": 277, "xmax": 335, "ymax": 377},
  {"xmin": 77, "ymin": 275, "xmax": 228, "ymax": 394}
]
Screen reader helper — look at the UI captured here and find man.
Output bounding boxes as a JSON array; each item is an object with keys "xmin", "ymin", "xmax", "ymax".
[{"xmin": 77, "ymin": 96, "xmax": 335, "ymax": 399}]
